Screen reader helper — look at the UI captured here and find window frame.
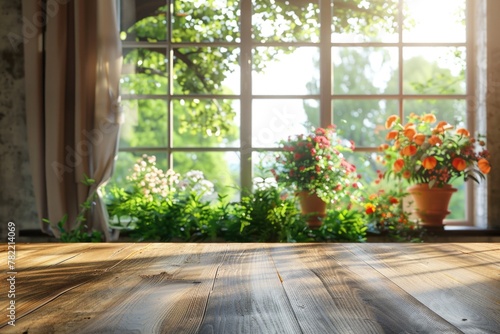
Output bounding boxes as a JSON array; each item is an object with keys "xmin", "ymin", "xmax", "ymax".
[{"xmin": 118, "ymin": 0, "xmax": 478, "ymax": 226}]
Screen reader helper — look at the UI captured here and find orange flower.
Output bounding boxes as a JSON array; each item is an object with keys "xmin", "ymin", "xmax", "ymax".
[
  {"xmin": 456, "ymin": 128, "xmax": 470, "ymax": 137},
  {"xmin": 422, "ymin": 113, "xmax": 437, "ymax": 123},
  {"xmin": 393, "ymin": 159, "xmax": 405, "ymax": 173},
  {"xmin": 386, "ymin": 130, "xmax": 398, "ymax": 140},
  {"xmin": 478, "ymin": 158, "xmax": 491, "ymax": 174},
  {"xmin": 433, "ymin": 121, "xmax": 453, "ymax": 134},
  {"xmin": 428, "ymin": 135, "xmax": 442, "ymax": 146},
  {"xmin": 378, "ymin": 143, "xmax": 389, "ymax": 151},
  {"xmin": 404, "ymin": 126, "xmax": 416, "ymax": 140},
  {"xmin": 402, "ymin": 170, "xmax": 412, "ymax": 179},
  {"xmin": 401, "ymin": 145, "xmax": 417, "ymax": 156},
  {"xmin": 385, "ymin": 115, "xmax": 399, "ymax": 129},
  {"xmin": 422, "ymin": 156, "xmax": 437, "ymax": 170},
  {"xmin": 394, "ymin": 139, "xmax": 401, "ymax": 149},
  {"xmin": 413, "ymin": 133, "xmax": 426, "ymax": 145},
  {"xmin": 452, "ymin": 157, "xmax": 467, "ymax": 171},
  {"xmin": 404, "ymin": 122, "xmax": 414, "ymax": 129}
]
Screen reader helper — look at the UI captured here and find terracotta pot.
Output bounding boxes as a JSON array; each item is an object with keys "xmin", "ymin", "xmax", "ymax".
[
  {"xmin": 407, "ymin": 183, "xmax": 457, "ymax": 230},
  {"xmin": 297, "ymin": 191, "xmax": 327, "ymax": 228}
]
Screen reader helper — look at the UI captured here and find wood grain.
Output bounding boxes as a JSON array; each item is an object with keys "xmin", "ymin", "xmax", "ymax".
[
  {"xmin": 345, "ymin": 243, "xmax": 500, "ymax": 333},
  {"xmin": 198, "ymin": 243, "xmax": 302, "ymax": 334},
  {"xmin": 1, "ymin": 243, "xmax": 499, "ymax": 334}
]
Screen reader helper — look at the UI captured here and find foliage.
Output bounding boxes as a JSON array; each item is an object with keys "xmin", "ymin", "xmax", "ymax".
[
  {"xmin": 382, "ymin": 113, "xmax": 491, "ymax": 188},
  {"xmin": 43, "ymin": 175, "xmax": 103, "ymax": 242},
  {"xmin": 106, "ymin": 155, "xmax": 216, "ymax": 241},
  {"xmin": 362, "ymin": 173, "xmax": 424, "ymax": 242},
  {"xmin": 221, "ymin": 181, "xmax": 309, "ymax": 243},
  {"xmin": 271, "ymin": 125, "xmax": 362, "ymax": 203},
  {"xmin": 106, "ymin": 156, "xmax": 368, "ymax": 243},
  {"xmin": 120, "ymin": 0, "xmax": 400, "ymax": 138},
  {"xmin": 311, "ymin": 209, "xmax": 367, "ymax": 242}
]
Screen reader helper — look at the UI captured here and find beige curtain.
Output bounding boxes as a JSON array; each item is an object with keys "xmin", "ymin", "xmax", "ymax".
[{"xmin": 23, "ymin": 0, "xmax": 122, "ymax": 240}]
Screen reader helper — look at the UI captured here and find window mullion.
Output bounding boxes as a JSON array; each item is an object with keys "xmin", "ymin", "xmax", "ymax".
[
  {"xmin": 320, "ymin": 0, "xmax": 332, "ymax": 127},
  {"xmin": 240, "ymin": 0, "xmax": 253, "ymax": 192}
]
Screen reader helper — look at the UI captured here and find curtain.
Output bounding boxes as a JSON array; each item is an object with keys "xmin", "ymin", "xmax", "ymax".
[{"xmin": 23, "ymin": 0, "xmax": 122, "ymax": 240}]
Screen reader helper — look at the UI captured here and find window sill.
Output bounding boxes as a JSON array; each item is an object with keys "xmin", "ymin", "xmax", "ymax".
[
  {"xmin": 17, "ymin": 227, "xmax": 500, "ymax": 243},
  {"xmin": 367, "ymin": 226, "xmax": 500, "ymax": 243}
]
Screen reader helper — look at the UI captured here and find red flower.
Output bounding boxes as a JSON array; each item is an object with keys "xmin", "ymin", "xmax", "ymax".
[{"xmin": 365, "ymin": 203, "xmax": 376, "ymax": 214}]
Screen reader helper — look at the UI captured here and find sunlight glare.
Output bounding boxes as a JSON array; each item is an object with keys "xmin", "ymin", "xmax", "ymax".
[{"xmin": 404, "ymin": 0, "xmax": 466, "ymax": 43}]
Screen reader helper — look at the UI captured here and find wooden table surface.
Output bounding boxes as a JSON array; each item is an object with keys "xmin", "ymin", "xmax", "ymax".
[{"xmin": 1, "ymin": 243, "xmax": 499, "ymax": 333}]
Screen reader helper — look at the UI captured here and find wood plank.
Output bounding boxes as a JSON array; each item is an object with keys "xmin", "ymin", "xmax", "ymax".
[
  {"xmin": 198, "ymin": 243, "xmax": 302, "ymax": 334},
  {"xmin": 0, "ymin": 243, "xmax": 149, "ymax": 332},
  {"xmin": 2, "ymin": 243, "xmax": 498, "ymax": 333},
  {"xmin": 269, "ymin": 244, "xmax": 382, "ymax": 333},
  {"xmin": 272, "ymin": 243, "xmax": 460, "ymax": 333},
  {"xmin": 345, "ymin": 243, "xmax": 500, "ymax": 333},
  {"xmin": 140, "ymin": 243, "xmax": 229, "ymax": 333},
  {"xmin": 11, "ymin": 243, "xmax": 98, "ymax": 270},
  {"xmin": 4, "ymin": 243, "xmax": 228, "ymax": 334},
  {"xmin": 448, "ymin": 243, "xmax": 500, "ymax": 279},
  {"xmin": 402, "ymin": 243, "xmax": 500, "ymax": 291}
]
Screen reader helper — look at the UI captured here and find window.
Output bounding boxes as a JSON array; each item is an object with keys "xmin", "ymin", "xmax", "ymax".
[{"xmin": 113, "ymin": 0, "xmax": 473, "ymax": 223}]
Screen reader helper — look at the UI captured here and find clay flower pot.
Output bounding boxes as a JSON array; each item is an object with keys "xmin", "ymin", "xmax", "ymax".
[
  {"xmin": 407, "ymin": 183, "xmax": 457, "ymax": 230},
  {"xmin": 297, "ymin": 191, "xmax": 327, "ymax": 228}
]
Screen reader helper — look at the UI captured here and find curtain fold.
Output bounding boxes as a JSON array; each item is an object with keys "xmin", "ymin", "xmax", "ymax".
[{"xmin": 23, "ymin": 0, "xmax": 122, "ymax": 240}]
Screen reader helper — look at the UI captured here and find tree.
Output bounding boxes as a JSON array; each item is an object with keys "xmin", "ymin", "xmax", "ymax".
[{"xmin": 113, "ymin": 0, "xmax": 401, "ymax": 196}]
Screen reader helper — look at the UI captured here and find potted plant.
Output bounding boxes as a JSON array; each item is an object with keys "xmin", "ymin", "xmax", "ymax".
[
  {"xmin": 381, "ymin": 113, "xmax": 491, "ymax": 229},
  {"xmin": 271, "ymin": 125, "xmax": 361, "ymax": 227}
]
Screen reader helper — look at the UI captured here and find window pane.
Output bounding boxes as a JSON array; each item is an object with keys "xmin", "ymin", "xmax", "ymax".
[
  {"xmin": 332, "ymin": 0, "xmax": 398, "ymax": 43},
  {"xmin": 108, "ymin": 151, "xmax": 168, "ymax": 188},
  {"xmin": 252, "ymin": 0, "xmax": 320, "ymax": 43},
  {"xmin": 120, "ymin": 0, "xmax": 167, "ymax": 42},
  {"xmin": 403, "ymin": 0, "xmax": 466, "ymax": 43},
  {"xmin": 403, "ymin": 47, "xmax": 466, "ymax": 94},
  {"xmin": 333, "ymin": 99, "xmax": 398, "ymax": 147},
  {"xmin": 253, "ymin": 47, "xmax": 320, "ymax": 95},
  {"xmin": 252, "ymin": 99, "xmax": 320, "ymax": 148},
  {"xmin": 173, "ymin": 151, "xmax": 240, "ymax": 200},
  {"xmin": 173, "ymin": 99, "xmax": 240, "ymax": 147},
  {"xmin": 172, "ymin": 0, "xmax": 240, "ymax": 43},
  {"xmin": 332, "ymin": 47, "xmax": 398, "ymax": 95},
  {"xmin": 344, "ymin": 151, "xmax": 381, "ymax": 186},
  {"xmin": 447, "ymin": 180, "xmax": 466, "ymax": 220},
  {"xmin": 403, "ymin": 99, "xmax": 467, "ymax": 128},
  {"xmin": 120, "ymin": 99, "xmax": 168, "ymax": 148},
  {"xmin": 252, "ymin": 151, "xmax": 277, "ymax": 180},
  {"xmin": 121, "ymin": 47, "xmax": 168, "ymax": 95},
  {"xmin": 173, "ymin": 47, "xmax": 240, "ymax": 95}
]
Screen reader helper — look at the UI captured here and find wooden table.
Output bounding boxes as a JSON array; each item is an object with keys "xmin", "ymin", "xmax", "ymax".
[{"xmin": 1, "ymin": 243, "xmax": 499, "ymax": 333}]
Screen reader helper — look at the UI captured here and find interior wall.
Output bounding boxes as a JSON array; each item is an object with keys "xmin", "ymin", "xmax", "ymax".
[
  {"xmin": 0, "ymin": 0, "xmax": 38, "ymax": 238},
  {"xmin": 0, "ymin": 0, "xmax": 498, "ymax": 235},
  {"xmin": 486, "ymin": 0, "xmax": 500, "ymax": 229}
]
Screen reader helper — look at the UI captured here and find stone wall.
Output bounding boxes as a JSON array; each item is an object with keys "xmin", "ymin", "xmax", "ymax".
[{"xmin": 0, "ymin": 0, "xmax": 38, "ymax": 238}]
